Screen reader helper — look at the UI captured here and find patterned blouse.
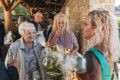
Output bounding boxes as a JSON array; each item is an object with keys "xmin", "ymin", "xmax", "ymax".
[{"xmin": 24, "ymin": 47, "xmax": 37, "ymax": 80}]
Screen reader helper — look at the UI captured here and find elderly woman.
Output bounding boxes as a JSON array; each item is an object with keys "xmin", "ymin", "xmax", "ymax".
[
  {"xmin": 5, "ymin": 22, "xmax": 46, "ymax": 80},
  {"xmin": 47, "ymin": 12, "xmax": 79, "ymax": 54},
  {"xmin": 80, "ymin": 9, "xmax": 120, "ymax": 80}
]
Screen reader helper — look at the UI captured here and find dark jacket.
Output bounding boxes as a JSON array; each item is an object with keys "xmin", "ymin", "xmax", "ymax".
[
  {"xmin": 43, "ymin": 26, "xmax": 52, "ymax": 42},
  {"xmin": 0, "ymin": 22, "xmax": 5, "ymax": 46},
  {"xmin": 0, "ymin": 59, "xmax": 9, "ymax": 80},
  {"xmin": 0, "ymin": 59, "xmax": 19, "ymax": 80}
]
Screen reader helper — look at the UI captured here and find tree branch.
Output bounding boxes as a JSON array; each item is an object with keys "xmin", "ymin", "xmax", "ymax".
[
  {"xmin": 10, "ymin": 0, "xmax": 23, "ymax": 11},
  {"xmin": 5, "ymin": 0, "xmax": 10, "ymax": 8},
  {"xmin": 28, "ymin": 7, "xmax": 33, "ymax": 16},
  {"xmin": 10, "ymin": 0, "xmax": 15, "ymax": 8},
  {"xmin": 0, "ymin": 0, "xmax": 9, "ymax": 11}
]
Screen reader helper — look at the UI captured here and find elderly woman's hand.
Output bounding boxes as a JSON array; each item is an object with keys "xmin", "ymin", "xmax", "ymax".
[{"xmin": 12, "ymin": 57, "xmax": 20, "ymax": 69}]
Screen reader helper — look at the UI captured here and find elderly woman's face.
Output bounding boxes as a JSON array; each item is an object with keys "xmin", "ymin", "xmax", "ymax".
[
  {"xmin": 22, "ymin": 29, "xmax": 36, "ymax": 42},
  {"xmin": 82, "ymin": 16, "xmax": 94, "ymax": 40}
]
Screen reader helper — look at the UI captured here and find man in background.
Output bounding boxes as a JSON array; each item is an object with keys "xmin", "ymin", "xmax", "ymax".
[
  {"xmin": 43, "ymin": 14, "xmax": 54, "ymax": 41},
  {"xmin": 33, "ymin": 11, "xmax": 43, "ymax": 32}
]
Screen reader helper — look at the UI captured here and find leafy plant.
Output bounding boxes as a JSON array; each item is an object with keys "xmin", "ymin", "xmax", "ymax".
[
  {"xmin": 0, "ymin": 4, "xmax": 29, "ymax": 16},
  {"xmin": 13, "ymin": 4, "xmax": 29, "ymax": 16},
  {"xmin": 43, "ymin": 47, "xmax": 63, "ymax": 80},
  {"xmin": 117, "ymin": 17, "xmax": 120, "ymax": 27},
  {"xmin": 0, "ymin": 6, "xmax": 4, "ymax": 13}
]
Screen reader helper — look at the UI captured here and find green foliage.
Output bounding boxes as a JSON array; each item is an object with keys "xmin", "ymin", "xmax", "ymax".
[
  {"xmin": 117, "ymin": 18, "xmax": 120, "ymax": 27},
  {"xmin": 13, "ymin": 4, "xmax": 29, "ymax": 16},
  {"xmin": 0, "ymin": 4, "xmax": 29, "ymax": 16},
  {"xmin": 0, "ymin": 6, "xmax": 4, "ymax": 13},
  {"xmin": 43, "ymin": 47, "xmax": 63, "ymax": 80}
]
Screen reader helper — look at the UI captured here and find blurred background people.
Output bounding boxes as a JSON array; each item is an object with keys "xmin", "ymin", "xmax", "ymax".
[
  {"xmin": 43, "ymin": 14, "xmax": 54, "ymax": 42},
  {"xmin": 0, "ymin": 18, "xmax": 5, "ymax": 46},
  {"xmin": 4, "ymin": 23, "xmax": 21, "ymax": 45},
  {"xmin": 18, "ymin": 15, "xmax": 26, "ymax": 26},
  {"xmin": 33, "ymin": 11, "xmax": 43, "ymax": 32}
]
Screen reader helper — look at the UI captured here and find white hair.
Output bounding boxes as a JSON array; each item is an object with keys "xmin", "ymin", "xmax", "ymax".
[{"xmin": 18, "ymin": 21, "xmax": 36, "ymax": 35}]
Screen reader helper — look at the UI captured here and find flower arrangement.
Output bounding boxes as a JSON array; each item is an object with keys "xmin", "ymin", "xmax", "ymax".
[
  {"xmin": 42, "ymin": 45, "xmax": 64, "ymax": 80},
  {"xmin": 42, "ymin": 44, "xmax": 86, "ymax": 80}
]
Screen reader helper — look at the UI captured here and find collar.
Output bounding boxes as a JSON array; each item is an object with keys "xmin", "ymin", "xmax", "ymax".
[
  {"xmin": 47, "ymin": 25, "xmax": 51, "ymax": 31},
  {"xmin": 19, "ymin": 38, "xmax": 37, "ymax": 49}
]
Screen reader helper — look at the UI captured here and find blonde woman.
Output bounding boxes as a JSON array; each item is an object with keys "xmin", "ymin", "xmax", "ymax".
[
  {"xmin": 80, "ymin": 9, "xmax": 120, "ymax": 80},
  {"xmin": 47, "ymin": 12, "xmax": 79, "ymax": 54}
]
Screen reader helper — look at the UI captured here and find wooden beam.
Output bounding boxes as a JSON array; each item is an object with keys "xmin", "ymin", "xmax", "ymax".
[
  {"xmin": 0, "ymin": 0, "xmax": 9, "ymax": 11},
  {"xmin": 60, "ymin": 0, "xmax": 66, "ymax": 4},
  {"xmin": 62, "ymin": 0, "xmax": 69, "ymax": 7},
  {"xmin": 46, "ymin": 2, "xmax": 62, "ymax": 6},
  {"xmin": 5, "ymin": 0, "xmax": 10, "ymax": 8},
  {"xmin": 10, "ymin": 0, "xmax": 15, "ymax": 7},
  {"xmin": 10, "ymin": 0, "xmax": 23, "ymax": 11},
  {"xmin": 27, "ymin": 6, "xmax": 33, "ymax": 16}
]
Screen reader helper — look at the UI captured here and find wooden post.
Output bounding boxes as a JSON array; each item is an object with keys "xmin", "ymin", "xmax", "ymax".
[
  {"xmin": 4, "ymin": 10, "xmax": 12, "ymax": 32},
  {"xmin": 28, "ymin": 7, "xmax": 33, "ymax": 16},
  {"xmin": 0, "ymin": 0, "xmax": 23, "ymax": 32}
]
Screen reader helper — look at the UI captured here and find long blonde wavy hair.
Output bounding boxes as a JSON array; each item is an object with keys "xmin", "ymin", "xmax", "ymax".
[
  {"xmin": 85, "ymin": 9, "xmax": 120, "ymax": 62},
  {"xmin": 52, "ymin": 12, "xmax": 69, "ymax": 32}
]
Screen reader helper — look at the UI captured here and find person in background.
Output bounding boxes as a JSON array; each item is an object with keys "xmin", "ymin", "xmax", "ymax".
[
  {"xmin": 5, "ymin": 21, "xmax": 46, "ymax": 80},
  {"xmin": 4, "ymin": 23, "xmax": 21, "ymax": 45},
  {"xmin": 18, "ymin": 15, "xmax": 26, "ymax": 26},
  {"xmin": 40, "ymin": 18, "xmax": 49, "ymax": 41},
  {"xmin": 11, "ymin": 23, "xmax": 21, "ymax": 42},
  {"xmin": 43, "ymin": 14, "xmax": 54, "ymax": 42},
  {"xmin": 31, "ymin": 12, "xmax": 46, "ymax": 46},
  {"xmin": 79, "ymin": 9, "xmax": 120, "ymax": 80},
  {"xmin": 33, "ymin": 11, "xmax": 43, "ymax": 32},
  {"xmin": 0, "ymin": 18, "xmax": 5, "ymax": 46}
]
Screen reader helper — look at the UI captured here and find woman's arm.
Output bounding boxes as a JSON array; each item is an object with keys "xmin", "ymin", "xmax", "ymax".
[
  {"xmin": 47, "ymin": 32, "xmax": 56, "ymax": 46},
  {"xmin": 47, "ymin": 31, "xmax": 61, "ymax": 46},
  {"xmin": 71, "ymin": 33, "xmax": 79, "ymax": 53}
]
